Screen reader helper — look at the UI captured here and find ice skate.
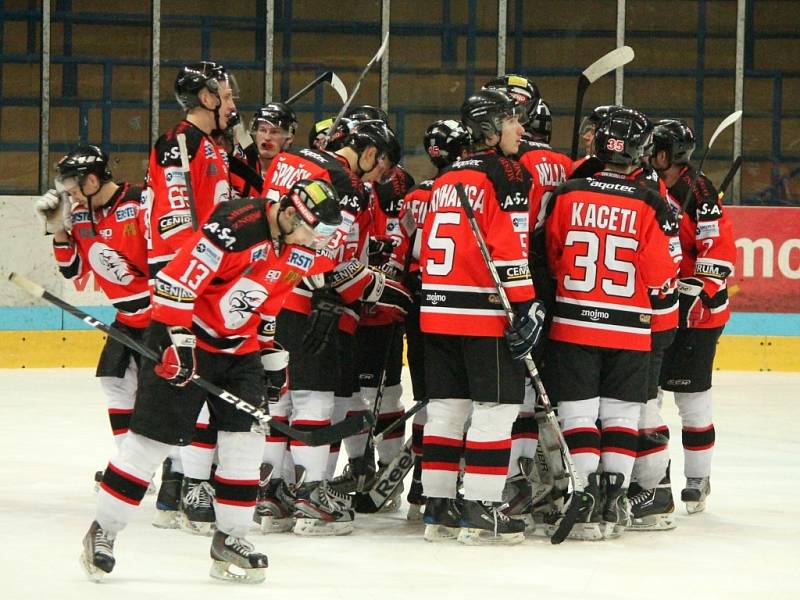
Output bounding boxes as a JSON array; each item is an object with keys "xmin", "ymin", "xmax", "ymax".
[
  {"xmin": 629, "ymin": 466, "xmax": 676, "ymax": 531},
  {"xmin": 500, "ymin": 472, "xmax": 534, "ymax": 529},
  {"xmin": 682, "ymin": 476, "xmax": 710, "ymax": 514},
  {"xmin": 329, "ymin": 457, "xmax": 376, "ymax": 495},
  {"xmin": 457, "ymin": 500, "xmax": 525, "ymax": 546},
  {"xmin": 255, "ymin": 467, "xmax": 294, "ymax": 534},
  {"xmin": 180, "ymin": 477, "xmax": 215, "ymax": 536},
  {"xmin": 563, "ymin": 472, "xmax": 607, "ymax": 541},
  {"xmin": 601, "ymin": 472, "xmax": 631, "ymax": 539},
  {"xmin": 209, "ymin": 530, "xmax": 268, "ymax": 584},
  {"xmin": 293, "ymin": 479, "xmax": 355, "ymax": 536},
  {"xmin": 153, "ymin": 457, "xmax": 183, "ymax": 529},
  {"xmin": 406, "ymin": 477, "xmax": 425, "ymax": 521},
  {"xmin": 79, "ymin": 520, "xmax": 116, "ymax": 582},
  {"xmin": 422, "ymin": 497, "xmax": 462, "ymax": 541}
]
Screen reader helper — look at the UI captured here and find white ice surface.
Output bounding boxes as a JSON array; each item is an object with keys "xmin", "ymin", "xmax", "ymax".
[{"xmin": 0, "ymin": 369, "xmax": 798, "ymax": 600}]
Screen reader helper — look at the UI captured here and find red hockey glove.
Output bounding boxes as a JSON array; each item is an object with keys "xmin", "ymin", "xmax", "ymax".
[{"xmin": 154, "ymin": 326, "xmax": 197, "ymax": 387}]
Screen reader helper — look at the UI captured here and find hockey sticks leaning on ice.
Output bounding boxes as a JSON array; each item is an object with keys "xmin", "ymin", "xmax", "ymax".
[
  {"xmin": 569, "ymin": 46, "xmax": 635, "ymax": 160},
  {"xmin": 680, "ymin": 110, "xmax": 742, "ymax": 213},
  {"xmin": 8, "ymin": 272, "xmax": 375, "ymax": 447},
  {"xmin": 322, "ymin": 32, "xmax": 389, "ymax": 150},
  {"xmin": 176, "ymin": 133, "xmax": 199, "ymax": 230},
  {"xmin": 453, "ymin": 183, "xmax": 588, "ymax": 544}
]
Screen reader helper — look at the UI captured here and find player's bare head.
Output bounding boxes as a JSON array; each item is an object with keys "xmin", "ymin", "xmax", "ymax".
[
  {"xmin": 175, "ymin": 62, "xmax": 238, "ymax": 130},
  {"xmin": 424, "ymin": 119, "xmax": 471, "ymax": 170},
  {"xmin": 461, "ymin": 89, "xmax": 526, "ymax": 156},
  {"xmin": 593, "ymin": 107, "xmax": 653, "ymax": 171},
  {"xmin": 276, "ymin": 179, "xmax": 342, "ymax": 250},
  {"xmin": 55, "ymin": 144, "xmax": 112, "ymax": 204},
  {"xmin": 652, "ymin": 119, "xmax": 695, "ymax": 170},
  {"xmin": 251, "ymin": 102, "xmax": 298, "ymax": 159}
]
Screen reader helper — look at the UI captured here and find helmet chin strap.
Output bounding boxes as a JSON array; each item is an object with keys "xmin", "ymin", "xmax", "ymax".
[{"xmin": 78, "ymin": 177, "xmax": 99, "ymax": 236}]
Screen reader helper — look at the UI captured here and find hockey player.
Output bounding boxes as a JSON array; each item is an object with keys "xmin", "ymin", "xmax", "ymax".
[
  {"xmin": 258, "ymin": 118, "xmax": 411, "ymax": 536},
  {"xmin": 141, "ymin": 61, "xmax": 237, "ymax": 530},
  {"xmin": 35, "ymin": 145, "xmax": 150, "ymax": 476},
  {"xmin": 543, "ymin": 108, "xmax": 680, "ymax": 540},
  {"xmin": 249, "ymin": 102, "xmax": 298, "ymax": 176},
  {"xmin": 419, "ymin": 89, "xmax": 542, "ymax": 546},
  {"xmin": 80, "ymin": 178, "xmax": 342, "ymax": 584},
  {"xmin": 651, "ymin": 119, "xmax": 736, "ymax": 514}
]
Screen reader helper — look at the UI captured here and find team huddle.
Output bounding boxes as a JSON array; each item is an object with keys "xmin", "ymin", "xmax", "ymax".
[{"xmin": 32, "ymin": 60, "xmax": 735, "ymax": 584}]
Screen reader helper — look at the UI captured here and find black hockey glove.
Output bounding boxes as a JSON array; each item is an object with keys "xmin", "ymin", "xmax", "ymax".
[
  {"xmin": 403, "ymin": 269, "xmax": 422, "ymax": 302},
  {"xmin": 504, "ymin": 300, "xmax": 546, "ymax": 361},
  {"xmin": 261, "ymin": 343, "xmax": 289, "ymax": 403},
  {"xmin": 362, "ymin": 270, "xmax": 412, "ymax": 322},
  {"xmin": 302, "ymin": 287, "xmax": 345, "ymax": 355},
  {"xmin": 150, "ymin": 323, "xmax": 197, "ymax": 387},
  {"xmin": 367, "ymin": 235, "xmax": 398, "ymax": 266}
]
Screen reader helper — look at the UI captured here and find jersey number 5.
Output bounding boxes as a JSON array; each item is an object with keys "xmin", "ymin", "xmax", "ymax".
[
  {"xmin": 425, "ymin": 212, "xmax": 460, "ymax": 276},
  {"xmin": 563, "ymin": 231, "xmax": 638, "ymax": 297}
]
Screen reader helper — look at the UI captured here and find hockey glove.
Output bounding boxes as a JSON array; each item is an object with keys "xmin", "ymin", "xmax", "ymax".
[
  {"xmin": 302, "ymin": 287, "xmax": 345, "ymax": 355},
  {"xmin": 34, "ymin": 189, "xmax": 72, "ymax": 234},
  {"xmin": 154, "ymin": 326, "xmax": 197, "ymax": 387},
  {"xmin": 261, "ymin": 343, "xmax": 290, "ymax": 403},
  {"xmin": 677, "ymin": 277, "xmax": 706, "ymax": 328},
  {"xmin": 504, "ymin": 300, "xmax": 546, "ymax": 361},
  {"xmin": 367, "ymin": 235, "xmax": 398, "ymax": 267},
  {"xmin": 362, "ymin": 270, "xmax": 412, "ymax": 322}
]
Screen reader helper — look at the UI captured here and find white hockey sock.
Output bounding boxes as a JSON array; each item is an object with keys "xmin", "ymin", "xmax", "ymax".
[
  {"xmin": 342, "ymin": 392, "xmax": 369, "ymax": 460},
  {"xmin": 376, "ymin": 383, "xmax": 405, "ymax": 464},
  {"xmin": 326, "ymin": 395, "xmax": 351, "ymax": 477},
  {"xmin": 509, "ymin": 384, "xmax": 538, "ymax": 477},
  {"xmin": 599, "ymin": 397, "xmax": 640, "ymax": 484},
  {"xmin": 632, "ymin": 391, "xmax": 670, "ymax": 488},
  {"xmin": 463, "ymin": 403, "xmax": 519, "ymax": 502},
  {"xmin": 214, "ymin": 431, "xmax": 263, "ymax": 538},
  {"xmin": 558, "ymin": 397, "xmax": 601, "ymax": 483},
  {"xmin": 422, "ymin": 398, "xmax": 471, "ymax": 499},
  {"xmin": 96, "ymin": 432, "xmax": 172, "ymax": 533},
  {"xmin": 99, "ymin": 357, "xmax": 137, "ymax": 448},
  {"xmin": 262, "ymin": 392, "xmax": 291, "ymax": 478},
  {"xmin": 181, "ymin": 402, "xmax": 215, "ymax": 480},
  {"xmin": 289, "ymin": 389, "xmax": 334, "ymax": 482},
  {"xmin": 675, "ymin": 390, "xmax": 715, "ymax": 478}
]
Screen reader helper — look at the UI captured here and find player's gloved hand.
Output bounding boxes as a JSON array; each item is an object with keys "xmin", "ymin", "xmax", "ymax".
[
  {"xmin": 677, "ymin": 277, "xmax": 706, "ymax": 328},
  {"xmin": 154, "ymin": 326, "xmax": 197, "ymax": 386},
  {"xmin": 261, "ymin": 343, "xmax": 289, "ymax": 403},
  {"xmin": 302, "ymin": 287, "xmax": 345, "ymax": 355},
  {"xmin": 504, "ymin": 299, "xmax": 546, "ymax": 361},
  {"xmin": 34, "ymin": 189, "xmax": 71, "ymax": 234},
  {"xmin": 362, "ymin": 270, "xmax": 412, "ymax": 322},
  {"xmin": 367, "ymin": 235, "xmax": 398, "ymax": 266}
]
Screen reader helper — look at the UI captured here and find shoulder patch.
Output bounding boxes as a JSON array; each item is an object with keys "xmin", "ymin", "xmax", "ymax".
[
  {"xmin": 203, "ymin": 198, "xmax": 268, "ymax": 251},
  {"xmin": 155, "ymin": 123, "xmax": 204, "ymax": 167}
]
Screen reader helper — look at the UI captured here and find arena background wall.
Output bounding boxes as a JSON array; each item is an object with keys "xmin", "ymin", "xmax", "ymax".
[{"xmin": 1, "ymin": 0, "xmax": 798, "ymax": 369}]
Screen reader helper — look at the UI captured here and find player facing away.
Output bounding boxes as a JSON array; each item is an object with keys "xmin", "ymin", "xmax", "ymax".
[
  {"xmin": 419, "ymin": 89, "xmax": 544, "ymax": 545},
  {"xmin": 79, "ymin": 178, "xmax": 342, "ymax": 584},
  {"xmin": 543, "ymin": 108, "xmax": 681, "ymax": 541},
  {"xmin": 35, "ymin": 146, "xmax": 150, "ymax": 476},
  {"xmin": 651, "ymin": 119, "xmax": 736, "ymax": 514}
]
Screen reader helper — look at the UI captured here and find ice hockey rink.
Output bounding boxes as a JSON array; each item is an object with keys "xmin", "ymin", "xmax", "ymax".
[{"xmin": 0, "ymin": 368, "xmax": 797, "ymax": 600}]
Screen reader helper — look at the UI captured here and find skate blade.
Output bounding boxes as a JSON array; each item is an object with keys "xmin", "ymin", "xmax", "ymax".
[
  {"xmin": 406, "ymin": 504, "xmax": 424, "ymax": 522},
  {"xmin": 79, "ymin": 554, "xmax": 109, "ymax": 583},
  {"xmin": 685, "ymin": 500, "xmax": 706, "ymax": 514},
  {"xmin": 210, "ymin": 560, "xmax": 266, "ymax": 584},
  {"xmin": 152, "ymin": 509, "xmax": 180, "ymax": 529},
  {"xmin": 629, "ymin": 513, "xmax": 677, "ymax": 531},
  {"xmin": 376, "ymin": 496, "xmax": 402, "ymax": 514},
  {"xmin": 423, "ymin": 523, "xmax": 459, "ymax": 542},
  {"xmin": 179, "ymin": 514, "xmax": 215, "ymax": 536},
  {"xmin": 457, "ymin": 527, "xmax": 525, "ymax": 546},
  {"xmin": 566, "ymin": 522, "xmax": 606, "ymax": 541},
  {"xmin": 259, "ymin": 515, "xmax": 294, "ymax": 534},
  {"xmin": 293, "ymin": 518, "xmax": 353, "ymax": 536},
  {"xmin": 601, "ymin": 521, "xmax": 626, "ymax": 540},
  {"xmin": 146, "ymin": 481, "xmax": 157, "ymax": 495},
  {"xmin": 527, "ymin": 521, "xmax": 557, "ymax": 537}
]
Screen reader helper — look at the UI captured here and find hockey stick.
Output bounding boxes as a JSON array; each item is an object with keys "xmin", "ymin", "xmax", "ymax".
[
  {"xmin": 569, "ymin": 46, "xmax": 635, "ymax": 160},
  {"xmin": 285, "ymin": 70, "xmax": 348, "ymax": 106},
  {"xmin": 453, "ymin": 184, "xmax": 585, "ymax": 544},
  {"xmin": 680, "ymin": 110, "xmax": 742, "ymax": 212},
  {"xmin": 373, "ymin": 398, "xmax": 428, "ymax": 443},
  {"xmin": 175, "ymin": 133, "xmax": 198, "ymax": 230},
  {"xmin": 8, "ymin": 272, "xmax": 373, "ymax": 447},
  {"xmin": 322, "ymin": 33, "xmax": 389, "ymax": 149},
  {"xmin": 353, "ymin": 437, "xmax": 415, "ymax": 513},
  {"xmin": 717, "ymin": 155, "xmax": 743, "ymax": 202}
]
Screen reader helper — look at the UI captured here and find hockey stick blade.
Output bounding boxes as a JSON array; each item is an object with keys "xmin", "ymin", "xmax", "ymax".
[
  {"xmin": 550, "ymin": 489, "xmax": 594, "ymax": 545},
  {"xmin": 328, "ymin": 72, "xmax": 348, "ymax": 104},
  {"xmin": 353, "ymin": 439, "xmax": 414, "ymax": 513},
  {"xmin": 175, "ymin": 133, "xmax": 198, "ymax": 230},
  {"xmin": 323, "ymin": 33, "xmax": 389, "ymax": 149},
  {"xmin": 285, "ymin": 70, "xmax": 349, "ymax": 106},
  {"xmin": 708, "ymin": 110, "xmax": 743, "ymax": 151},
  {"xmin": 583, "ymin": 45, "xmax": 634, "ymax": 84},
  {"xmin": 6, "ymin": 272, "xmax": 356, "ymax": 447}
]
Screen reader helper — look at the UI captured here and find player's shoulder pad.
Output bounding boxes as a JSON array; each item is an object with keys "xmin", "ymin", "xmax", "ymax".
[
  {"xmin": 120, "ymin": 182, "xmax": 144, "ymax": 203},
  {"xmin": 569, "ymin": 156, "xmax": 604, "ymax": 180},
  {"xmin": 684, "ymin": 170, "xmax": 721, "ymax": 222},
  {"xmin": 478, "ymin": 152, "xmax": 530, "ymax": 212},
  {"xmin": 155, "ymin": 122, "xmax": 205, "ymax": 167},
  {"xmin": 373, "ymin": 167, "xmax": 416, "ymax": 215},
  {"xmin": 515, "ymin": 139, "xmax": 551, "ymax": 159},
  {"xmin": 202, "ymin": 197, "xmax": 269, "ymax": 251},
  {"xmin": 327, "ymin": 162, "xmax": 368, "ymax": 214},
  {"xmin": 639, "ymin": 187, "xmax": 680, "ymax": 236}
]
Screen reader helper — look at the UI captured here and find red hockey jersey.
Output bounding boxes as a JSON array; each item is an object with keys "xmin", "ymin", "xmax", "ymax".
[
  {"xmin": 53, "ymin": 183, "xmax": 150, "ymax": 328},
  {"xmin": 151, "ymin": 197, "xmax": 314, "ymax": 354},
  {"xmin": 420, "ymin": 150, "xmax": 535, "ymax": 337},
  {"xmin": 516, "ymin": 140, "xmax": 574, "ymax": 231},
  {"xmin": 144, "ymin": 120, "xmax": 231, "ymax": 277},
  {"xmin": 545, "ymin": 171, "xmax": 681, "ymax": 351}
]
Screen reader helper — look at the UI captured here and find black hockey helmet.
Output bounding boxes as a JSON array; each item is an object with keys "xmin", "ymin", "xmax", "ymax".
[
  {"xmin": 56, "ymin": 144, "xmax": 112, "ymax": 185},
  {"xmin": 528, "ymin": 99, "xmax": 553, "ymax": 144},
  {"xmin": 483, "ymin": 74, "xmax": 540, "ymax": 121},
  {"xmin": 174, "ymin": 61, "xmax": 238, "ymax": 112},
  {"xmin": 593, "ymin": 107, "xmax": 654, "ymax": 166},
  {"xmin": 461, "ymin": 89, "xmax": 526, "ymax": 144},
  {"xmin": 653, "ymin": 119, "xmax": 696, "ymax": 165},
  {"xmin": 279, "ymin": 178, "xmax": 342, "ymax": 249},
  {"xmin": 345, "ymin": 104, "xmax": 390, "ymax": 124},
  {"xmin": 345, "ymin": 119, "xmax": 397, "ymax": 158},
  {"xmin": 580, "ymin": 104, "xmax": 623, "ymax": 137},
  {"xmin": 423, "ymin": 119, "xmax": 471, "ymax": 169},
  {"xmin": 251, "ymin": 102, "xmax": 298, "ymax": 135}
]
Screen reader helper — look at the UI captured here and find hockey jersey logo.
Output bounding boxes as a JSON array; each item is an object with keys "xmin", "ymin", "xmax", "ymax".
[
  {"xmin": 88, "ymin": 243, "xmax": 143, "ymax": 285},
  {"xmin": 159, "ymin": 211, "xmax": 193, "ymax": 238},
  {"xmin": 221, "ymin": 279, "xmax": 268, "ymax": 329}
]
